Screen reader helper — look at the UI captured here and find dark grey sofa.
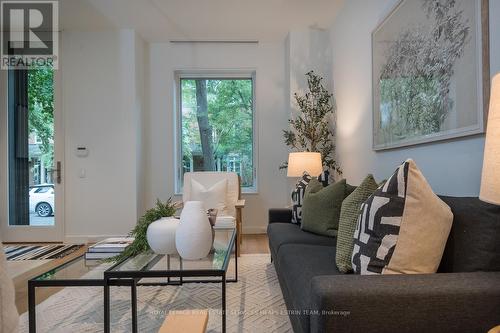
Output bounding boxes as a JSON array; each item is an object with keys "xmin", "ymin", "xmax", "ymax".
[{"xmin": 267, "ymin": 197, "xmax": 500, "ymax": 333}]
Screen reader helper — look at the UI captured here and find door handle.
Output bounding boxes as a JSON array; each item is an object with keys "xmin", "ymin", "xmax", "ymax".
[{"xmin": 48, "ymin": 161, "xmax": 62, "ymax": 184}]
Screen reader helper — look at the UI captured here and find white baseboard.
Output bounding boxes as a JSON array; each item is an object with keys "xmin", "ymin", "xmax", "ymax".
[{"xmin": 65, "ymin": 227, "xmax": 267, "ymax": 244}]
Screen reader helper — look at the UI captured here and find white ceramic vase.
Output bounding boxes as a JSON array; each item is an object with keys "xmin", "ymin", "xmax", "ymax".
[
  {"xmin": 176, "ymin": 201, "xmax": 212, "ymax": 260},
  {"xmin": 146, "ymin": 217, "xmax": 179, "ymax": 255}
]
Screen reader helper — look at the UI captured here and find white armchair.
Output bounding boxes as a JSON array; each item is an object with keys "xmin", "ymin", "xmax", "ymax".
[{"xmin": 182, "ymin": 172, "xmax": 245, "ymax": 256}]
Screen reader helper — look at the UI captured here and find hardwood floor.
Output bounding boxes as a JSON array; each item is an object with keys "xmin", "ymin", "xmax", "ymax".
[
  {"xmin": 8, "ymin": 234, "xmax": 270, "ymax": 315},
  {"xmin": 240, "ymin": 234, "xmax": 270, "ymax": 254}
]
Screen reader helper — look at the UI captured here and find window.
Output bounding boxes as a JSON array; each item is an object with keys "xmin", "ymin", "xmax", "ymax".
[{"xmin": 176, "ymin": 72, "xmax": 256, "ymax": 193}]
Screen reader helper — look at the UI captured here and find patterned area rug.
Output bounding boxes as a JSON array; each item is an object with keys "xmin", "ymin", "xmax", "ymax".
[
  {"xmin": 19, "ymin": 254, "xmax": 292, "ymax": 332},
  {"xmin": 4, "ymin": 244, "xmax": 84, "ymax": 261}
]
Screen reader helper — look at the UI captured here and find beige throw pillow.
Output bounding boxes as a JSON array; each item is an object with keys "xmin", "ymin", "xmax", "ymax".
[{"xmin": 351, "ymin": 159, "xmax": 453, "ymax": 274}]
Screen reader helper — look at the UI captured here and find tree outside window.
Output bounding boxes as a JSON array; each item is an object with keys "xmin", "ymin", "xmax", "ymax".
[{"xmin": 179, "ymin": 76, "xmax": 255, "ymax": 190}]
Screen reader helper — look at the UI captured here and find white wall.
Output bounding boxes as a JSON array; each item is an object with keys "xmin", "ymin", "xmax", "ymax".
[
  {"xmin": 287, "ymin": 28, "xmax": 333, "ymax": 100},
  {"xmin": 145, "ymin": 42, "xmax": 290, "ymax": 233},
  {"xmin": 284, "ymin": 28, "xmax": 336, "ymax": 192},
  {"xmin": 134, "ymin": 33, "xmax": 148, "ymax": 220},
  {"xmin": 62, "ymin": 29, "xmax": 147, "ymax": 241},
  {"xmin": 331, "ymin": 0, "xmax": 500, "ymax": 196}
]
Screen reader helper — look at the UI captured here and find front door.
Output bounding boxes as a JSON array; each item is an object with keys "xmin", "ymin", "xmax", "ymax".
[{"xmin": 1, "ymin": 66, "xmax": 64, "ymax": 242}]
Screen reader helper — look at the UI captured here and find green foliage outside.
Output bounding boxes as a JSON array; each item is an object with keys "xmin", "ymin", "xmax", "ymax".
[
  {"xmin": 28, "ymin": 66, "xmax": 54, "ymax": 169},
  {"xmin": 181, "ymin": 79, "xmax": 254, "ymax": 187},
  {"xmin": 106, "ymin": 199, "xmax": 178, "ymax": 262}
]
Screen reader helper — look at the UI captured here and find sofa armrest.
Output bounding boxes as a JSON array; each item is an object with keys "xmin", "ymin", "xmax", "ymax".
[
  {"xmin": 268, "ymin": 208, "xmax": 293, "ymax": 224},
  {"xmin": 235, "ymin": 199, "xmax": 245, "ymax": 208},
  {"xmin": 310, "ymin": 272, "xmax": 500, "ymax": 333}
]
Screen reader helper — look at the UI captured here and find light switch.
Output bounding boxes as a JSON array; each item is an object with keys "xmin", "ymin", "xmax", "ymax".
[{"xmin": 79, "ymin": 168, "xmax": 86, "ymax": 178}]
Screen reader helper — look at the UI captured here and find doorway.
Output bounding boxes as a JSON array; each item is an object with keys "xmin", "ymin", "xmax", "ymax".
[{"xmin": 1, "ymin": 66, "xmax": 64, "ymax": 242}]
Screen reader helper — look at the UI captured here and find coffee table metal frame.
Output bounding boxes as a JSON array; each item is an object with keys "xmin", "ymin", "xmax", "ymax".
[{"xmin": 28, "ymin": 228, "xmax": 237, "ymax": 333}]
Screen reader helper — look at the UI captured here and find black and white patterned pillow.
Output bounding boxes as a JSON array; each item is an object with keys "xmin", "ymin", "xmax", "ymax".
[
  {"xmin": 351, "ymin": 159, "xmax": 453, "ymax": 275},
  {"xmin": 351, "ymin": 161, "xmax": 408, "ymax": 274},
  {"xmin": 317, "ymin": 170, "xmax": 330, "ymax": 187},
  {"xmin": 291, "ymin": 173, "xmax": 312, "ymax": 224}
]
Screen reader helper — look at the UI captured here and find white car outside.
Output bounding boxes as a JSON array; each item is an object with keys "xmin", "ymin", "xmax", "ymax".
[{"xmin": 29, "ymin": 185, "xmax": 55, "ymax": 217}]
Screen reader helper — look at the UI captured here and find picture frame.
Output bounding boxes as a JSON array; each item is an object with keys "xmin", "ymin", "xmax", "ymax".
[{"xmin": 372, "ymin": 0, "xmax": 490, "ymax": 151}]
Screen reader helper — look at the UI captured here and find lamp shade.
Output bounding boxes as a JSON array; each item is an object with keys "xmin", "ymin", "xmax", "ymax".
[
  {"xmin": 287, "ymin": 152, "xmax": 323, "ymax": 177},
  {"xmin": 480, "ymin": 73, "xmax": 500, "ymax": 205}
]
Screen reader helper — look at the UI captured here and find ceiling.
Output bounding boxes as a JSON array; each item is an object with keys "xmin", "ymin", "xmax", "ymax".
[{"xmin": 60, "ymin": 0, "xmax": 344, "ymax": 42}]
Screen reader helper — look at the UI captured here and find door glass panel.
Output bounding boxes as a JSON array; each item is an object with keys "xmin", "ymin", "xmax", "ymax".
[{"xmin": 8, "ymin": 66, "xmax": 55, "ymax": 226}]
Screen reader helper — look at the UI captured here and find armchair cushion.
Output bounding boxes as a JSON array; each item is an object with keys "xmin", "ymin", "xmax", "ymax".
[
  {"xmin": 183, "ymin": 172, "xmax": 239, "ymax": 216},
  {"xmin": 190, "ymin": 179, "xmax": 227, "ymax": 213}
]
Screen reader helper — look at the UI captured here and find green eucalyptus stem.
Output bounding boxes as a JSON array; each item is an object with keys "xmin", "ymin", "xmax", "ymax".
[{"xmin": 104, "ymin": 198, "xmax": 178, "ymax": 263}]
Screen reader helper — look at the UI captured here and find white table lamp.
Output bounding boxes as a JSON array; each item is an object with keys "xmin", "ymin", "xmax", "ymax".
[
  {"xmin": 287, "ymin": 152, "xmax": 323, "ymax": 177},
  {"xmin": 480, "ymin": 73, "xmax": 500, "ymax": 205}
]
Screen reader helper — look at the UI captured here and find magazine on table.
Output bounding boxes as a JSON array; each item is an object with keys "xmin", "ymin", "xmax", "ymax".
[{"xmin": 87, "ymin": 237, "xmax": 134, "ymax": 253}]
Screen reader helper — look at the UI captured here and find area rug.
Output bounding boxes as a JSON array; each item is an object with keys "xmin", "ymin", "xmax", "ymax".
[
  {"xmin": 19, "ymin": 254, "xmax": 292, "ymax": 332},
  {"xmin": 4, "ymin": 244, "xmax": 84, "ymax": 261}
]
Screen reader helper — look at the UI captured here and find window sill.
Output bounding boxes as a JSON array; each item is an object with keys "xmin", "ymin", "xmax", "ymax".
[
  {"xmin": 174, "ymin": 189, "xmax": 259, "ymax": 196},
  {"xmin": 241, "ymin": 190, "xmax": 259, "ymax": 195}
]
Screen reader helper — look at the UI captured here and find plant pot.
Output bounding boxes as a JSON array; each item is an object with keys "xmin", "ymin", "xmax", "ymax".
[
  {"xmin": 176, "ymin": 201, "xmax": 213, "ymax": 260},
  {"xmin": 146, "ymin": 217, "xmax": 179, "ymax": 255}
]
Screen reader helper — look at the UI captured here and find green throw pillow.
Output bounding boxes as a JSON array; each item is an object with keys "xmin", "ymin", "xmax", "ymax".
[
  {"xmin": 346, "ymin": 183, "xmax": 357, "ymax": 197},
  {"xmin": 301, "ymin": 179, "xmax": 349, "ymax": 237},
  {"xmin": 336, "ymin": 174, "xmax": 379, "ymax": 273}
]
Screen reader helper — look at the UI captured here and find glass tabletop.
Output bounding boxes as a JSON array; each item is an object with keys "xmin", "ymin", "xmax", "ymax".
[
  {"xmin": 32, "ymin": 256, "xmax": 114, "ymax": 281},
  {"xmin": 109, "ymin": 228, "xmax": 235, "ymax": 274},
  {"xmin": 32, "ymin": 228, "xmax": 236, "ymax": 282}
]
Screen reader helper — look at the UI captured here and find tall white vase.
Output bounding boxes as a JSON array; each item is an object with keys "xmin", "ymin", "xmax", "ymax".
[{"xmin": 176, "ymin": 201, "xmax": 213, "ymax": 260}]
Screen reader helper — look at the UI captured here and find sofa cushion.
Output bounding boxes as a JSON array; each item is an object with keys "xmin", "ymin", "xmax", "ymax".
[
  {"xmin": 351, "ymin": 159, "xmax": 453, "ymax": 274},
  {"xmin": 336, "ymin": 174, "xmax": 380, "ymax": 273},
  {"xmin": 267, "ymin": 223, "xmax": 334, "ymax": 259},
  {"xmin": 301, "ymin": 179, "xmax": 352, "ymax": 237},
  {"xmin": 277, "ymin": 244, "xmax": 342, "ymax": 332},
  {"xmin": 438, "ymin": 196, "xmax": 500, "ymax": 272}
]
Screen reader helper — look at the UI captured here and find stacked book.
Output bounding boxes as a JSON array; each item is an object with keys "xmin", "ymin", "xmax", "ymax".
[
  {"xmin": 84, "ymin": 237, "xmax": 134, "ymax": 262},
  {"xmin": 214, "ymin": 216, "xmax": 236, "ymax": 229}
]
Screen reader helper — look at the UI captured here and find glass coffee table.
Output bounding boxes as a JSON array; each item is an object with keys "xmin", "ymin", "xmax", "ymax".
[{"xmin": 28, "ymin": 228, "xmax": 237, "ymax": 333}]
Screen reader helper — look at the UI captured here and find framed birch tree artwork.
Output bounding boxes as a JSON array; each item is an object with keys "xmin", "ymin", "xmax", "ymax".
[{"xmin": 372, "ymin": 0, "xmax": 490, "ymax": 150}]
